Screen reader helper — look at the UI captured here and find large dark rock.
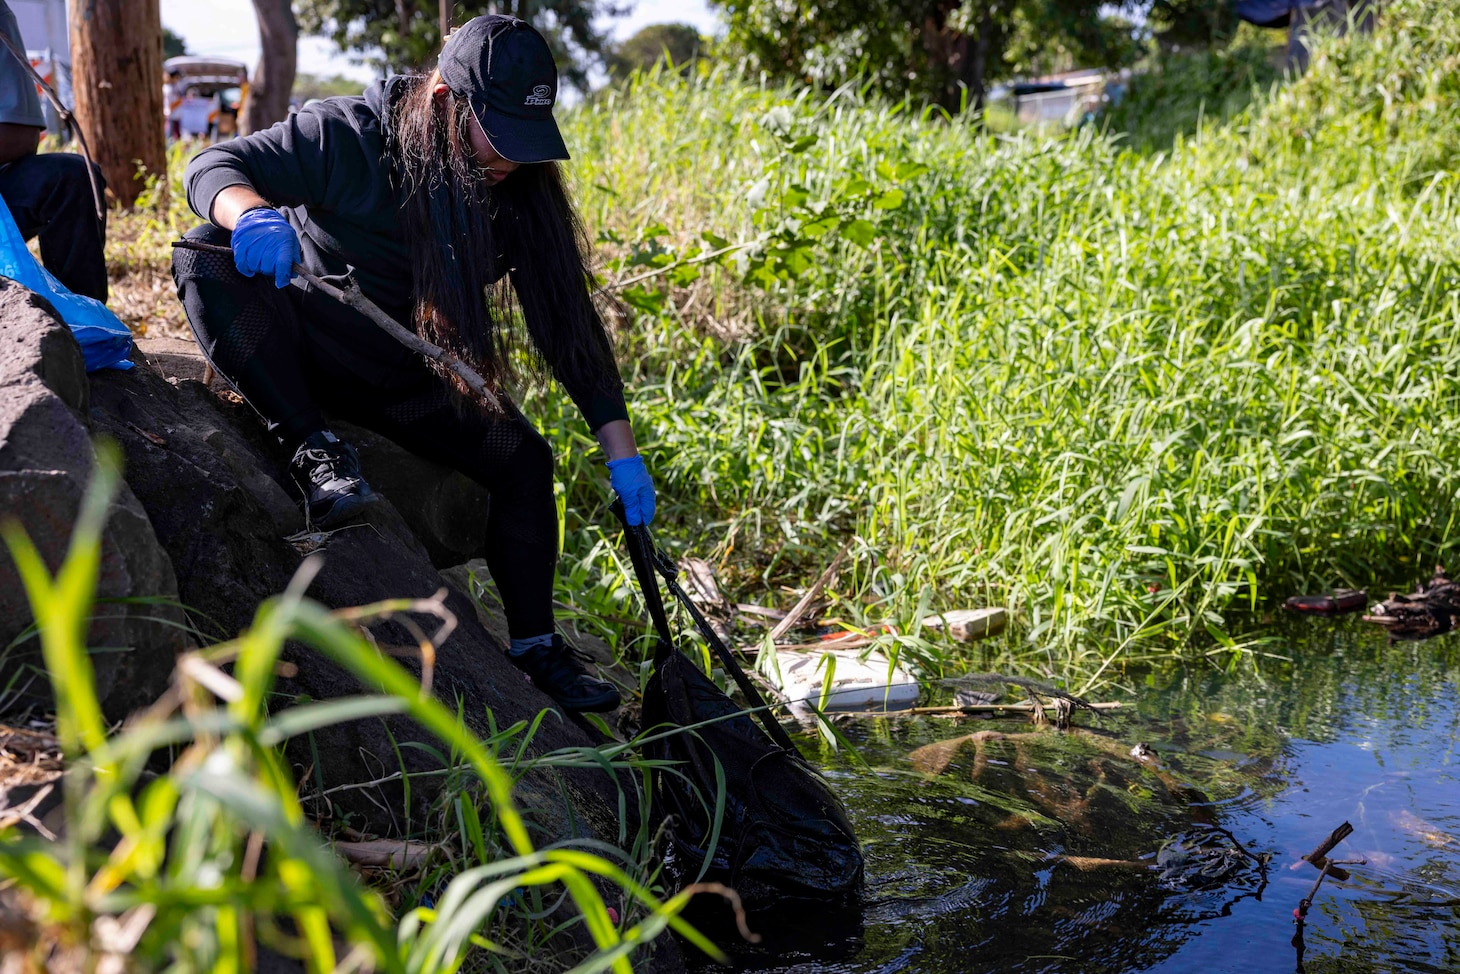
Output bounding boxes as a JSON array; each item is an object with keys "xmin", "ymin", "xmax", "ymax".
[
  {"xmin": 132, "ymin": 336, "xmax": 491, "ymax": 568},
  {"xmin": 0, "ymin": 281, "xmax": 190, "ymax": 721},
  {"xmin": 2, "ymin": 296, "xmax": 683, "ymax": 971},
  {"xmin": 92, "ymin": 344, "xmax": 630, "ymax": 850}
]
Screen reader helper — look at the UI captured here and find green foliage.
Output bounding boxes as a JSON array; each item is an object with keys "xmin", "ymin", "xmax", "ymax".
[
  {"xmin": 0, "ymin": 449, "xmax": 714, "ymax": 971},
  {"xmin": 162, "ymin": 26, "xmax": 188, "ymax": 60},
  {"xmin": 295, "ymin": 0, "xmax": 617, "ymax": 84},
  {"xmin": 536, "ymin": 1, "xmax": 1460, "ymax": 684},
  {"xmin": 1146, "ymin": 0, "xmax": 1240, "ymax": 49},
  {"xmin": 1102, "ymin": 25, "xmax": 1283, "ymax": 151},
  {"xmin": 607, "ymin": 23, "xmax": 705, "ymax": 79},
  {"xmin": 712, "ymin": 0, "xmax": 1143, "ymax": 106},
  {"xmin": 293, "ymin": 71, "xmax": 370, "ymax": 103}
]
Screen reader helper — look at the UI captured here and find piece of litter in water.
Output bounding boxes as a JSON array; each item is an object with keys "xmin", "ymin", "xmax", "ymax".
[{"xmin": 769, "ymin": 648, "xmax": 919, "ymax": 713}]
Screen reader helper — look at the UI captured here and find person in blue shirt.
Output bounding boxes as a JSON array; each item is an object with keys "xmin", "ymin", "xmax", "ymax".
[
  {"xmin": 0, "ymin": 0, "xmax": 106, "ymax": 301},
  {"xmin": 171, "ymin": 15, "xmax": 655, "ymax": 713}
]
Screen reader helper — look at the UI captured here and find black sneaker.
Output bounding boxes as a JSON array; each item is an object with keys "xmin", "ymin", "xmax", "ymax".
[
  {"xmin": 289, "ymin": 430, "xmax": 381, "ymax": 529},
  {"xmin": 509, "ymin": 635, "xmax": 622, "ymax": 713}
]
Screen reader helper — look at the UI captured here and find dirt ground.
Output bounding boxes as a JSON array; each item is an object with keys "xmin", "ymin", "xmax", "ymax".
[{"xmin": 105, "ymin": 211, "xmax": 192, "ymax": 340}]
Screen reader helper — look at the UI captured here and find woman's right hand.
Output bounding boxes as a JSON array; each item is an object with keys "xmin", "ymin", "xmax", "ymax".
[{"xmin": 230, "ymin": 207, "xmax": 301, "ymax": 289}]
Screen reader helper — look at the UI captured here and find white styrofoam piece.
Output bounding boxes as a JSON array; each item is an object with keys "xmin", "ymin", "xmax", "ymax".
[{"xmin": 767, "ymin": 647, "xmax": 920, "ymax": 712}]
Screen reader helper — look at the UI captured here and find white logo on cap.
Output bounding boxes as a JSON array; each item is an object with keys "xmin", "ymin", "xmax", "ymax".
[{"xmin": 524, "ymin": 84, "xmax": 553, "ymax": 107}]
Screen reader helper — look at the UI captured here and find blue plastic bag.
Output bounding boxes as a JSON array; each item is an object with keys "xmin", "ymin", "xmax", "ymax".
[
  {"xmin": 1234, "ymin": 0, "xmax": 1301, "ymax": 28},
  {"xmin": 0, "ymin": 195, "xmax": 132, "ymax": 372}
]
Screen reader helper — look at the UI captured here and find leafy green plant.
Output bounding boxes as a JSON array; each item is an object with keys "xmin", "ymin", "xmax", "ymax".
[{"xmin": 539, "ymin": 2, "xmax": 1460, "ymax": 689}]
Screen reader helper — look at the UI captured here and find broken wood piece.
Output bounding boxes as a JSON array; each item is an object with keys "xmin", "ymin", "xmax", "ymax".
[
  {"xmin": 334, "ymin": 838, "xmax": 436, "ymax": 870},
  {"xmin": 818, "ymin": 622, "xmax": 895, "ymax": 642},
  {"xmin": 776, "ymin": 624, "xmax": 896, "ymax": 652},
  {"xmin": 921, "ymin": 607, "xmax": 1008, "ymax": 642},
  {"xmin": 680, "ymin": 556, "xmax": 735, "ymax": 644},
  {"xmin": 827, "ymin": 700, "xmax": 1122, "ymax": 719},
  {"xmin": 1054, "ymin": 855, "xmax": 1151, "ymax": 872},
  {"xmin": 768, "ymin": 542, "xmax": 851, "ymax": 643},
  {"xmin": 1301, "ymin": 821, "xmax": 1354, "ymax": 881},
  {"xmin": 911, "ymin": 701, "xmax": 1122, "ymax": 716},
  {"xmin": 736, "ymin": 603, "xmax": 788, "ymax": 622},
  {"xmin": 776, "ymin": 635, "xmax": 875, "ymax": 652},
  {"xmin": 1283, "ymin": 590, "xmax": 1367, "ymax": 614}
]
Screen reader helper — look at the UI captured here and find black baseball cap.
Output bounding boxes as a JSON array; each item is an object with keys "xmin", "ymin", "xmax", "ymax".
[{"xmin": 438, "ymin": 15, "xmax": 569, "ymax": 164}]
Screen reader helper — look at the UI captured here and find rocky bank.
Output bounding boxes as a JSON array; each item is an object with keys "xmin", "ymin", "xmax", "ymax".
[{"xmin": 0, "ymin": 278, "xmax": 675, "ymax": 965}]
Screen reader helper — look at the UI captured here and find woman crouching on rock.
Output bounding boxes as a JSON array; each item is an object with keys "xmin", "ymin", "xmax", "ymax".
[{"xmin": 171, "ymin": 15, "xmax": 651, "ymax": 713}]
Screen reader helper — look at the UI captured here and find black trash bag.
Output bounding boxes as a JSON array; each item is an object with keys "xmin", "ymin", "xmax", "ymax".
[{"xmin": 619, "ymin": 513, "xmax": 864, "ymax": 907}]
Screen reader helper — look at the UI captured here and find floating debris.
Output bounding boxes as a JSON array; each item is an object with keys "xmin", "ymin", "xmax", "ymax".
[
  {"xmin": 1283, "ymin": 589, "xmax": 1367, "ymax": 614},
  {"xmin": 1364, "ymin": 568, "xmax": 1460, "ymax": 640},
  {"xmin": 769, "ymin": 647, "xmax": 920, "ymax": 713},
  {"xmin": 920, "ymin": 607, "xmax": 1008, "ymax": 641}
]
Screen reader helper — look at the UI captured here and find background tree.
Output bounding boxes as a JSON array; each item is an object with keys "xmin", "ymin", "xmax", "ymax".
[
  {"xmin": 162, "ymin": 26, "xmax": 187, "ymax": 58},
  {"xmin": 713, "ymin": 0, "xmax": 1144, "ymax": 109},
  {"xmin": 607, "ymin": 22, "xmax": 703, "ymax": 77},
  {"xmin": 1146, "ymin": 0, "xmax": 1238, "ymax": 49},
  {"xmin": 295, "ymin": 0, "xmax": 626, "ymax": 87},
  {"xmin": 242, "ymin": 0, "xmax": 298, "ymax": 134},
  {"xmin": 69, "ymin": 0, "xmax": 165, "ymax": 207}
]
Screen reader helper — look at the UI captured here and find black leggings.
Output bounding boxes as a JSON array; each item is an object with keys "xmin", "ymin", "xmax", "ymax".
[{"xmin": 172, "ymin": 223, "xmax": 558, "ymax": 639}]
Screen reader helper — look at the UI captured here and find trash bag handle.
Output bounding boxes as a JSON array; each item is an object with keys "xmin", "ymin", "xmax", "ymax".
[
  {"xmin": 614, "ymin": 503, "xmax": 676, "ymax": 662},
  {"xmin": 613, "ymin": 502, "xmax": 800, "ymax": 754}
]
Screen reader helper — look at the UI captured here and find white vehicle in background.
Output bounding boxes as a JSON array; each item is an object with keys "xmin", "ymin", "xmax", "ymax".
[
  {"xmin": 164, "ymin": 55, "xmax": 249, "ymax": 142},
  {"xmin": 8, "ymin": 0, "xmax": 70, "ymax": 136}
]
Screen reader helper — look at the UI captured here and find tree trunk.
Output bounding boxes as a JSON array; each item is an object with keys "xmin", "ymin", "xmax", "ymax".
[
  {"xmin": 242, "ymin": 0, "xmax": 297, "ymax": 135},
  {"xmin": 69, "ymin": 0, "xmax": 165, "ymax": 208},
  {"xmin": 965, "ymin": 16, "xmax": 991, "ymax": 111}
]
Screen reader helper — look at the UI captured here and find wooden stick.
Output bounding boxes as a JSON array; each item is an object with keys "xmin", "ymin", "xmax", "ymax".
[
  {"xmin": 1301, "ymin": 821, "xmax": 1354, "ymax": 881},
  {"xmin": 912, "ymin": 701, "xmax": 1122, "ymax": 716},
  {"xmin": 776, "ymin": 634, "xmax": 877, "ymax": 652},
  {"xmin": 171, "ymin": 240, "xmax": 501, "ymax": 410},
  {"xmin": 334, "ymin": 838, "xmax": 436, "ymax": 870},
  {"xmin": 768, "ymin": 542, "xmax": 851, "ymax": 643},
  {"xmin": 736, "ymin": 603, "xmax": 789, "ymax": 621},
  {"xmin": 826, "ymin": 700, "xmax": 1122, "ymax": 719}
]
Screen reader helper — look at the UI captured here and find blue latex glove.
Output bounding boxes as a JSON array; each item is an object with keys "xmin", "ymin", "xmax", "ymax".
[
  {"xmin": 607, "ymin": 454, "xmax": 656, "ymax": 526},
  {"xmin": 231, "ymin": 207, "xmax": 300, "ymax": 289}
]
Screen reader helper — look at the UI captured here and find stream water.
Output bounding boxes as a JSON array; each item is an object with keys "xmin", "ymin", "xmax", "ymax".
[{"xmin": 720, "ymin": 616, "xmax": 1460, "ymax": 973}]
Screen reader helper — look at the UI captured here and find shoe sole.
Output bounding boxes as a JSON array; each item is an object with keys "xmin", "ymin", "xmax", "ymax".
[{"xmin": 311, "ymin": 489, "xmax": 382, "ymax": 530}]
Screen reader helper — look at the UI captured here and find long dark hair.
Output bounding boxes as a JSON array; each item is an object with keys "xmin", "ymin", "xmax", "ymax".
[{"xmin": 384, "ymin": 73, "xmax": 617, "ymax": 403}]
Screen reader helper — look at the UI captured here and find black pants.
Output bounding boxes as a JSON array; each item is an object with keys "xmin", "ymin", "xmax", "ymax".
[
  {"xmin": 172, "ymin": 223, "xmax": 559, "ymax": 640},
  {"xmin": 0, "ymin": 152, "xmax": 107, "ymax": 302}
]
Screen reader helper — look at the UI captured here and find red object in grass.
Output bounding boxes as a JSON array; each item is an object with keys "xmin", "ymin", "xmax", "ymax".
[{"xmin": 1283, "ymin": 590, "xmax": 1368, "ymax": 614}]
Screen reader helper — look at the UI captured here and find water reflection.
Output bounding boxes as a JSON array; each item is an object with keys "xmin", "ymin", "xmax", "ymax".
[{"xmin": 696, "ymin": 617, "xmax": 1460, "ymax": 973}]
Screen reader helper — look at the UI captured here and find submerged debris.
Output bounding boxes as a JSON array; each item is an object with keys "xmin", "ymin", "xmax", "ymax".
[
  {"xmin": 1363, "ymin": 567, "xmax": 1460, "ymax": 640},
  {"xmin": 1283, "ymin": 589, "xmax": 1367, "ymax": 614},
  {"xmin": 1156, "ymin": 829, "xmax": 1266, "ymax": 891}
]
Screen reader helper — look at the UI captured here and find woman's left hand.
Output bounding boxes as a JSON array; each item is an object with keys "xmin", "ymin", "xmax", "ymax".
[{"xmin": 607, "ymin": 454, "xmax": 656, "ymax": 526}]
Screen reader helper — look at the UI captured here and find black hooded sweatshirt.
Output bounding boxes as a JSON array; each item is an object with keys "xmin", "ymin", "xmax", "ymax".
[{"xmin": 183, "ymin": 78, "xmax": 628, "ymax": 432}]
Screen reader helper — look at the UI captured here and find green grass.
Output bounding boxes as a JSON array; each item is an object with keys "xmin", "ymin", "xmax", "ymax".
[
  {"xmin": 536, "ymin": 0, "xmax": 1460, "ymax": 684},
  {"xmin": 100, "ymin": 0, "xmax": 1460, "ymax": 688}
]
